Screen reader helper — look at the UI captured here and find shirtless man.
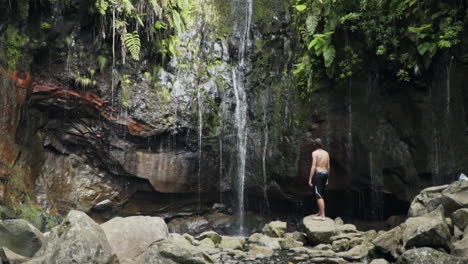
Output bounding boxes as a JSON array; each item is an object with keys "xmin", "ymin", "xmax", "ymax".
[{"xmin": 308, "ymin": 138, "xmax": 330, "ymax": 220}]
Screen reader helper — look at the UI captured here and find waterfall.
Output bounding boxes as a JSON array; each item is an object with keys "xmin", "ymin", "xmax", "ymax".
[
  {"xmin": 197, "ymin": 85, "xmax": 203, "ymax": 214},
  {"xmin": 446, "ymin": 56, "xmax": 453, "ymax": 116},
  {"xmin": 232, "ymin": 0, "xmax": 253, "ymax": 234},
  {"xmin": 218, "ymin": 116, "xmax": 224, "ymax": 203},
  {"xmin": 262, "ymin": 111, "xmax": 270, "ymax": 215},
  {"xmin": 347, "ymin": 80, "xmax": 353, "ymax": 177},
  {"xmin": 369, "ymin": 152, "xmax": 383, "ymax": 220}
]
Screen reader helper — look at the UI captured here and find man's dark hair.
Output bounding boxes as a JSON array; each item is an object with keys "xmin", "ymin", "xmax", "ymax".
[{"xmin": 314, "ymin": 138, "xmax": 323, "ymax": 149}]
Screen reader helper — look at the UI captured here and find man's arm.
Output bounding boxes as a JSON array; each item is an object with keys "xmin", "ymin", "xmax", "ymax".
[{"xmin": 309, "ymin": 152, "xmax": 316, "ymax": 187}]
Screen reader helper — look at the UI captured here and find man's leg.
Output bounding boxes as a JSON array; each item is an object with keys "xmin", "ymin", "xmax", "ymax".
[{"xmin": 317, "ymin": 198, "xmax": 325, "ymax": 217}]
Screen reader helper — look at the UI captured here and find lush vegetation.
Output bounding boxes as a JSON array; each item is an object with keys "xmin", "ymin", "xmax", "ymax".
[
  {"xmin": 94, "ymin": 0, "xmax": 193, "ymax": 64},
  {"xmin": 293, "ymin": 0, "xmax": 466, "ymax": 99}
]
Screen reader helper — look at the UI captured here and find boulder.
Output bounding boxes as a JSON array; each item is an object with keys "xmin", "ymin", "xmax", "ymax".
[
  {"xmin": 335, "ymin": 224, "xmax": 357, "ymax": 233},
  {"xmin": 309, "ymin": 257, "xmax": 347, "ymax": 264},
  {"xmin": 0, "ymin": 219, "xmax": 44, "ymax": 257},
  {"xmin": 452, "ymin": 208, "xmax": 468, "ymax": 231},
  {"xmin": 198, "ymin": 238, "xmax": 215, "ymax": 248},
  {"xmin": 332, "ymin": 239, "xmax": 350, "ymax": 252},
  {"xmin": 101, "ymin": 216, "xmax": 168, "ymax": 261},
  {"xmin": 402, "ymin": 205, "xmax": 451, "ymax": 249},
  {"xmin": 168, "ymin": 233, "xmax": 192, "ymax": 247},
  {"xmin": 42, "ymin": 210, "xmax": 118, "ymax": 264},
  {"xmin": 199, "ymin": 231, "xmax": 222, "ymax": 245},
  {"xmin": 372, "ymin": 224, "xmax": 405, "ymax": 258},
  {"xmin": 370, "ymin": 259, "xmax": 390, "ymax": 264},
  {"xmin": 408, "ymin": 181, "xmax": 468, "ymax": 217},
  {"xmin": 336, "ymin": 244, "xmax": 368, "ymax": 260},
  {"xmin": 283, "ymin": 232, "xmax": 307, "ymax": 243},
  {"xmin": 279, "ymin": 238, "xmax": 303, "ymax": 249},
  {"xmin": 218, "ymin": 236, "xmax": 245, "ymax": 250},
  {"xmin": 133, "ymin": 239, "xmax": 214, "ymax": 264},
  {"xmin": 247, "ymin": 245, "xmax": 273, "ymax": 259},
  {"xmin": 183, "ymin": 233, "xmax": 198, "ymax": 246},
  {"xmin": 1, "ymin": 247, "xmax": 30, "ymax": 264},
  {"xmin": 256, "ymin": 235, "xmax": 281, "ymax": 250},
  {"xmin": 396, "ymin": 247, "xmax": 468, "ymax": 264},
  {"xmin": 303, "ymin": 216, "xmax": 336, "ymax": 245},
  {"xmin": 262, "ymin": 221, "xmax": 286, "ymax": 238},
  {"xmin": 452, "ymin": 227, "xmax": 468, "ymax": 258}
]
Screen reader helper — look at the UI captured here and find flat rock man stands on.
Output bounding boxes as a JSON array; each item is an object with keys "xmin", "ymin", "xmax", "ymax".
[{"xmin": 308, "ymin": 138, "xmax": 330, "ymax": 220}]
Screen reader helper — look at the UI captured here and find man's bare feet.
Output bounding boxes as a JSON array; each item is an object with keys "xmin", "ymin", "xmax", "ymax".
[{"xmin": 312, "ymin": 215, "xmax": 325, "ymax": 221}]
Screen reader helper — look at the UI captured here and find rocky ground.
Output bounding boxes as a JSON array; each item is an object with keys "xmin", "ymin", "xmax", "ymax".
[{"xmin": 1, "ymin": 180, "xmax": 468, "ymax": 264}]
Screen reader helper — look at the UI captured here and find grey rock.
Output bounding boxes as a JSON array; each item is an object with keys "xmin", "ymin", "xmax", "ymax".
[
  {"xmin": 2, "ymin": 247, "xmax": 31, "ymax": 264},
  {"xmin": 402, "ymin": 205, "xmax": 451, "ymax": 249},
  {"xmin": 409, "ymin": 181, "xmax": 468, "ymax": 217},
  {"xmin": 134, "ymin": 239, "xmax": 214, "ymax": 264},
  {"xmin": 396, "ymin": 247, "xmax": 468, "ymax": 264},
  {"xmin": 0, "ymin": 219, "xmax": 44, "ymax": 257},
  {"xmin": 452, "ymin": 208, "xmax": 468, "ymax": 231},
  {"xmin": 262, "ymin": 221, "xmax": 286, "ymax": 238},
  {"xmin": 42, "ymin": 210, "xmax": 119, "ymax": 264},
  {"xmin": 218, "ymin": 237, "xmax": 245, "ymax": 250},
  {"xmin": 200, "ymin": 231, "xmax": 222, "ymax": 245},
  {"xmin": 283, "ymin": 232, "xmax": 307, "ymax": 243},
  {"xmin": 199, "ymin": 238, "xmax": 215, "ymax": 248},
  {"xmin": 279, "ymin": 238, "xmax": 303, "ymax": 249},
  {"xmin": 452, "ymin": 227, "xmax": 468, "ymax": 258},
  {"xmin": 303, "ymin": 215, "xmax": 336, "ymax": 245},
  {"xmin": 101, "ymin": 216, "xmax": 168, "ymax": 261},
  {"xmin": 370, "ymin": 259, "xmax": 389, "ymax": 264},
  {"xmin": 336, "ymin": 244, "xmax": 368, "ymax": 260},
  {"xmin": 372, "ymin": 224, "xmax": 405, "ymax": 258}
]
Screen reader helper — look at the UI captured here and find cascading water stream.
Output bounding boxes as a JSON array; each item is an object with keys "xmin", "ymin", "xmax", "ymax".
[
  {"xmin": 262, "ymin": 111, "xmax": 270, "ymax": 215},
  {"xmin": 347, "ymin": 79, "xmax": 353, "ymax": 178},
  {"xmin": 369, "ymin": 152, "xmax": 383, "ymax": 220},
  {"xmin": 231, "ymin": 0, "xmax": 253, "ymax": 234},
  {"xmin": 197, "ymin": 86, "xmax": 203, "ymax": 214}
]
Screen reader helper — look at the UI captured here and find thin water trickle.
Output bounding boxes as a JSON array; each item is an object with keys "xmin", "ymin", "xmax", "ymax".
[
  {"xmin": 347, "ymin": 79, "xmax": 353, "ymax": 177},
  {"xmin": 446, "ymin": 56, "xmax": 453, "ymax": 116},
  {"xmin": 197, "ymin": 85, "xmax": 203, "ymax": 214},
  {"xmin": 369, "ymin": 152, "xmax": 383, "ymax": 220},
  {"xmin": 262, "ymin": 111, "xmax": 270, "ymax": 215},
  {"xmin": 231, "ymin": 0, "xmax": 253, "ymax": 235}
]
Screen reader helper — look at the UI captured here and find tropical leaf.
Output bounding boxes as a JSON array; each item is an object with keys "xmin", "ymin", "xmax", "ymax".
[
  {"xmin": 124, "ymin": 32, "xmax": 141, "ymax": 61},
  {"xmin": 323, "ymin": 45, "xmax": 335, "ymax": 67},
  {"xmin": 295, "ymin": 4, "xmax": 307, "ymax": 12},
  {"xmin": 95, "ymin": 0, "xmax": 109, "ymax": 15},
  {"xmin": 306, "ymin": 14, "xmax": 319, "ymax": 35}
]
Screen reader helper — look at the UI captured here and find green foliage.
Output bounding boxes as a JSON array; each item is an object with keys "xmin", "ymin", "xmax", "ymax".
[
  {"xmin": 124, "ymin": 32, "xmax": 141, "ymax": 61},
  {"xmin": 13, "ymin": 199, "xmax": 61, "ymax": 232},
  {"xmin": 119, "ymin": 75, "xmax": 133, "ymax": 108},
  {"xmin": 293, "ymin": 0, "xmax": 466, "ymax": 98},
  {"xmin": 95, "ymin": 0, "xmax": 109, "ymax": 15},
  {"xmin": 98, "ymin": 55, "xmax": 108, "ymax": 71},
  {"xmin": 2, "ymin": 25, "xmax": 29, "ymax": 70},
  {"xmin": 17, "ymin": 0, "xmax": 29, "ymax": 21},
  {"xmin": 40, "ymin": 22, "xmax": 52, "ymax": 29}
]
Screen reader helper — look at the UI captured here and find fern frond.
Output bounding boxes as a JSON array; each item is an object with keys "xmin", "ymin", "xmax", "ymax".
[{"xmin": 124, "ymin": 32, "xmax": 141, "ymax": 61}]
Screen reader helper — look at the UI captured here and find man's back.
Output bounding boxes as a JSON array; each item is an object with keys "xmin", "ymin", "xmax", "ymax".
[{"xmin": 313, "ymin": 149, "xmax": 329, "ymax": 172}]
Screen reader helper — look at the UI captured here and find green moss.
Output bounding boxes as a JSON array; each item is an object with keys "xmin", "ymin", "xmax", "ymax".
[
  {"xmin": 2, "ymin": 25, "xmax": 29, "ymax": 70},
  {"xmin": 119, "ymin": 75, "xmax": 133, "ymax": 108},
  {"xmin": 14, "ymin": 199, "xmax": 61, "ymax": 232},
  {"xmin": 253, "ymin": 0, "xmax": 288, "ymax": 29}
]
